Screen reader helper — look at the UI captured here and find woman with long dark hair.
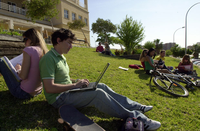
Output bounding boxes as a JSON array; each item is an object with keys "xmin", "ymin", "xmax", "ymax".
[{"xmin": 145, "ymin": 48, "xmax": 156, "ymax": 74}]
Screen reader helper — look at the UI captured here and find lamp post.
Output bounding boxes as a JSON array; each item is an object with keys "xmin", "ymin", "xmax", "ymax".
[
  {"xmin": 185, "ymin": 2, "xmax": 200, "ymax": 54},
  {"xmin": 173, "ymin": 26, "xmax": 184, "ymax": 44}
]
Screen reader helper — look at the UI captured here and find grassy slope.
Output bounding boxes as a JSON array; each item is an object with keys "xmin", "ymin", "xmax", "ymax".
[{"xmin": 1, "ymin": 45, "xmax": 200, "ymax": 131}]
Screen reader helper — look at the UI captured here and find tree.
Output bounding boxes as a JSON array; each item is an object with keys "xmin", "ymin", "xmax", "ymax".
[
  {"xmin": 96, "ymin": 33, "xmax": 112, "ymax": 45},
  {"xmin": 23, "ymin": 0, "xmax": 60, "ymax": 31},
  {"xmin": 91, "ymin": 18, "xmax": 117, "ymax": 43},
  {"xmin": 143, "ymin": 41, "xmax": 155, "ymax": 50},
  {"xmin": 110, "ymin": 37, "xmax": 124, "ymax": 51},
  {"xmin": 170, "ymin": 44, "xmax": 181, "ymax": 57},
  {"xmin": 67, "ymin": 19, "xmax": 89, "ymax": 46},
  {"xmin": 116, "ymin": 15, "xmax": 145, "ymax": 54},
  {"xmin": 154, "ymin": 39, "xmax": 163, "ymax": 54},
  {"xmin": 192, "ymin": 44, "xmax": 200, "ymax": 59}
]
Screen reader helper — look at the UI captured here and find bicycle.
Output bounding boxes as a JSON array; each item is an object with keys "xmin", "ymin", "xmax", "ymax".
[
  {"xmin": 164, "ymin": 70, "xmax": 200, "ymax": 90},
  {"xmin": 149, "ymin": 67, "xmax": 189, "ymax": 97}
]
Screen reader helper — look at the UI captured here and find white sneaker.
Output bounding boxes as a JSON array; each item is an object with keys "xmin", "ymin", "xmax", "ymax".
[
  {"xmin": 139, "ymin": 105, "xmax": 153, "ymax": 113},
  {"xmin": 144, "ymin": 119, "xmax": 161, "ymax": 130}
]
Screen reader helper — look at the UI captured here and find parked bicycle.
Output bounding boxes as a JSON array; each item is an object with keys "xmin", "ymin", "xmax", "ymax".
[
  {"xmin": 149, "ymin": 67, "xmax": 189, "ymax": 97},
  {"xmin": 164, "ymin": 71, "xmax": 200, "ymax": 90}
]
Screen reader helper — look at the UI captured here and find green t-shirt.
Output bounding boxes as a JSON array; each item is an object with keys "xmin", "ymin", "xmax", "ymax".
[
  {"xmin": 39, "ymin": 48, "xmax": 72, "ymax": 104},
  {"xmin": 145, "ymin": 57, "xmax": 154, "ymax": 70}
]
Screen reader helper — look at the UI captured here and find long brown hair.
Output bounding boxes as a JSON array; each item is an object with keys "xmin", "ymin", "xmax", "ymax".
[
  {"xmin": 181, "ymin": 54, "xmax": 191, "ymax": 65},
  {"xmin": 23, "ymin": 28, "xmax": 48, "ymax": 56},
  {"xmin": 139, "ymin": 49, "xmax": 148, "ymax": 60}
]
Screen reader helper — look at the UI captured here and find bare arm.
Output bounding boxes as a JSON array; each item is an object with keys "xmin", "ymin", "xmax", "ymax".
[
  {"xmin": 43, "ymin": 79, "xmax": 89, "ymax": 94},
  {"xmin": 18, "ymin": 51, "xmax": 31, "ymax": 80},
  {"xmin": 146, "ymin": 56, "xmax": 155, "ymax": 68}
]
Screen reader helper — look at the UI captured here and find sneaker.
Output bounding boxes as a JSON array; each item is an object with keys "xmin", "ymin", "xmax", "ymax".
[
  {"xmin": 139, "ymin": 105, "xmax": 153, "ymax": 113},
  {"xmin": 144, "ymin": 119, "xmax": 161, "ymax": 130}
]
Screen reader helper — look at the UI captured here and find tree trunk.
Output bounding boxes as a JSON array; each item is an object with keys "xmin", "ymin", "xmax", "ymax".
[{"xmin": 81, "ymin": 28, "xmax": 90, "ymax": 47}]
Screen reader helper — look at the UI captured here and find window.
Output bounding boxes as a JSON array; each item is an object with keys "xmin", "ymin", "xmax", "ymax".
[
  {"xmin": 78, "ymin": 15, "xmax": 82, "ymax": 20},
  {"xmin": 64, "ymin": 9, "xmax": 69, "ymax": 19},
  {"xmin": 72, "ymin": 13, "xmax": 76, "ymax": 20},
  {"xmin": 84, "ymin": 18, "xmax": 87, "ymax": 25}
]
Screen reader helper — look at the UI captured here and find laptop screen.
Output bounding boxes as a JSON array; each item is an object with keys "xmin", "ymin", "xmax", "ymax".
[{"xmin": 94, "ymin": 63, "xmax": 110, "ymax": 87}]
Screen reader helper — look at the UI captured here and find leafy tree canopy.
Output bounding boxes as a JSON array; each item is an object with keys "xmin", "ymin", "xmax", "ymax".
[
  {"xmin": 144, "ymin": 41, "xmax": 155, "ymax": 49},
  {"xmin": 67, "ymin": 19, "xmax": 86, "ymax": 30},
  {"xmin": 91, "ymin": 18, "xmax": 117, "ymax": 42},
  {"xmin": 23, "ymin": 0, "xmax": 60, "ymax": 22},
  {"xmin": 116, "ymin": 15, "xmax": 145, "ymax": 54}
]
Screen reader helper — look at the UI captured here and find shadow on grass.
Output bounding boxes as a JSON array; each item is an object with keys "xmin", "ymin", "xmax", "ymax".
[
  {"xmin": 134, "ymin": 69, "xmax": 151, "ymax": 80},
  {"xmin": 0, "ymin": 90, "xmax": 62, "ymax": 130},
  {"xmin": 0, "ymin": 91, "xmax": 120, "ymax": 131}
]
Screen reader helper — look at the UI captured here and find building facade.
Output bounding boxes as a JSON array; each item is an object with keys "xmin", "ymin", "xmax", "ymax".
[
  {"xmin": 0, "ymin": 0, "xmax": 90, "ymax": 46},
  {"xmin": 162, "ymin": 42, "xmax": 176, "ymax": 50}
]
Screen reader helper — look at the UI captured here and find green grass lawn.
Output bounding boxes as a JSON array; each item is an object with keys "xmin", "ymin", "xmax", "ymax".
[{"xmin": 1, "ymin": 45, "xmax": 200, "ymax": 131}]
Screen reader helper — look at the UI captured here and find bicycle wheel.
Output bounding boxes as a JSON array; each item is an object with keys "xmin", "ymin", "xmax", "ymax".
[{"xmin": 153, "ymin": 76, "xmax": 189, "ymax": 97}]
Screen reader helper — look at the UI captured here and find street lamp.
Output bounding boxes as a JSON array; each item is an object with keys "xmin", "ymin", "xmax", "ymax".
[
  {"xmin": 173, "ymin": 26, "xmax": 184, "ymax": 44},
  {"xmin": 185, "ymin": 2, "xmax": 200, "ymax": 54}
]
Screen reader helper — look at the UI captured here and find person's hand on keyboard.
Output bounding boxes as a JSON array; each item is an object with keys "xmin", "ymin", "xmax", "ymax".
[{"xmin": 75, "ymin": 79, "xmax": 89, "ymax": 88}]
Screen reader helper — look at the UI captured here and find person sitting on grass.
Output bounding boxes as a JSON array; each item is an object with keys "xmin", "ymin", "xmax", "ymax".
[
  {"xmin": 0, "ymin": 28, "xmax": 48, "ymax": 99},
  {"xmin": 39, "ymin": 28, "xmax": 161, "ymax": 131},
  {"xmin": 155, "ymin": 50, "xmax": 173, "ymax": 71},
  {"xmin": 139, "ymin": 49, "xmax": 148, "ymax": 69},
  {"xmin": 145, "ymin": 48, "xmax": 171, "ymax": 75},
  {"xmin": 177, "ymin": 54, "xmax": 193, "ymax": 75},
  {"xmin": 96, "ymin": 42, "xmax": 104, "ymax": 52}
]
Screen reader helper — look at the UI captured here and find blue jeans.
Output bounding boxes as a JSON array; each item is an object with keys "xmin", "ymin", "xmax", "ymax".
[
  {"xmin": 0, "ymin": 58, "xmax": 31, "ymax": 99},
  {"xmin": 52, "ymin": 83, "xmax": 149, "ymax": 123}
]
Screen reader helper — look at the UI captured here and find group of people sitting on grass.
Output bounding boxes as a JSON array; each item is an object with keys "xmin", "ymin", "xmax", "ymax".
[
  {"xmin": 96, "ymin": 42, "xmax": 115, "ymax": 56},
  {"xmin": 139, "ymin": 48, "xmax": 194, "ymax": 75},
  {"xmin": 0, "ymin": 28, "xmax": 161, "ymax": 130}
]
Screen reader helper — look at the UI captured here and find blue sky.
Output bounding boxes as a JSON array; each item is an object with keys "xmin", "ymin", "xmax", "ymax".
[{"xmin": 87, "ymin": 0, "xmax": 200, "ymax": 49}]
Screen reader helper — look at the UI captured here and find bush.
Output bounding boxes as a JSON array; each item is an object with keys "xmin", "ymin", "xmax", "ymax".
[{"xmin": 166, "ymin": 50, "xmax": 172, "ymax": 56}]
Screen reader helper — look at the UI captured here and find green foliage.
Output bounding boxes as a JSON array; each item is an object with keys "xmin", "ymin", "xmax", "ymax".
[
  {"xmin": 192, "ymin": 44, "xmax": 200, "ymax": 59},
  {"xmin": 144, "ymin": 41, "xmax": 155, "ymax": 49},
  {"xmin": 96, "ymin": 33, "xmax": 113, "ymax": 45},
  {"xmin": 23, "ymin": 0, "xmax": 60, "ymax": 22},
  {"xmin": 170, "ymin": 44, "xmax": 192, "ymax": 57},
  {"xmin": 154, "ymin": 39, "xmax": 163, "ymax": 54},
  {"xmin": 67, "ymin": 19, "xmax": 86, "ymax": 30},
  {"xmin": 134, "ymin": 49, "xmax": 143, "ymax": 54},
  {"xmin": 116, "ymin": 15, "xmax": 145, "ymax": 54},
  {"xmin": 91, "ymin": 18, "xmax": 117, "ymax": 42},
  {"xmin": 0, "ymin": 30, "xmax": 22, "ymax": 36},
  {"xmin": 166, "ymin": 50, "xmax": 172, "ymax": 56}
]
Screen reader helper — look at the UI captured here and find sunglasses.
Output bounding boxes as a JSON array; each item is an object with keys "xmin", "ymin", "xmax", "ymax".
[{"xmin": 23, "ymin": 37, "xmax": 28, "ymax": 43}]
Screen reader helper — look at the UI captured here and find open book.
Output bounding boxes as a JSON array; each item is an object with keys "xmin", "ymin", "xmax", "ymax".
[{"xmin": 2, "ymin": 56, "xmax": 21, "ymax": 81}]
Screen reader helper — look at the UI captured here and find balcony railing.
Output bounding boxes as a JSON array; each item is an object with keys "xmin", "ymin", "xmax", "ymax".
[{"xmin": 0, "ymin": 2, "xmax": 26, "ymax": 15}]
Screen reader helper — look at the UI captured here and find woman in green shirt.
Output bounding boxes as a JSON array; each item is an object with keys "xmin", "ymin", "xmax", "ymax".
[{"xmin": 145, "ymin": 48, "xmax": 156, "ymax": 74}]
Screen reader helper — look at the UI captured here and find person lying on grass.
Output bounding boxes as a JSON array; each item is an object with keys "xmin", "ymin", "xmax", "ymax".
[{"xmin": 39, "ymin": 28, "xmax": 161, "ymax": 131}]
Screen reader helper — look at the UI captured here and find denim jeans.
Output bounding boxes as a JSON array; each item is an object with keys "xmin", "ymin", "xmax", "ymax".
[
  {"xmin": 0, "ymin": 58, "xmax": 31, "ymax": 99},
  {"xmin": 52, "ymin": 83, "xmax": 149, "ymax": 123}
]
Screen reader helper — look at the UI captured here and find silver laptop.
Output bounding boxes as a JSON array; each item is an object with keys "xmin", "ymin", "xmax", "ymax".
[{"xmin": 69, "ymin": 63, "xmax": 110, "ymax": 92}]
